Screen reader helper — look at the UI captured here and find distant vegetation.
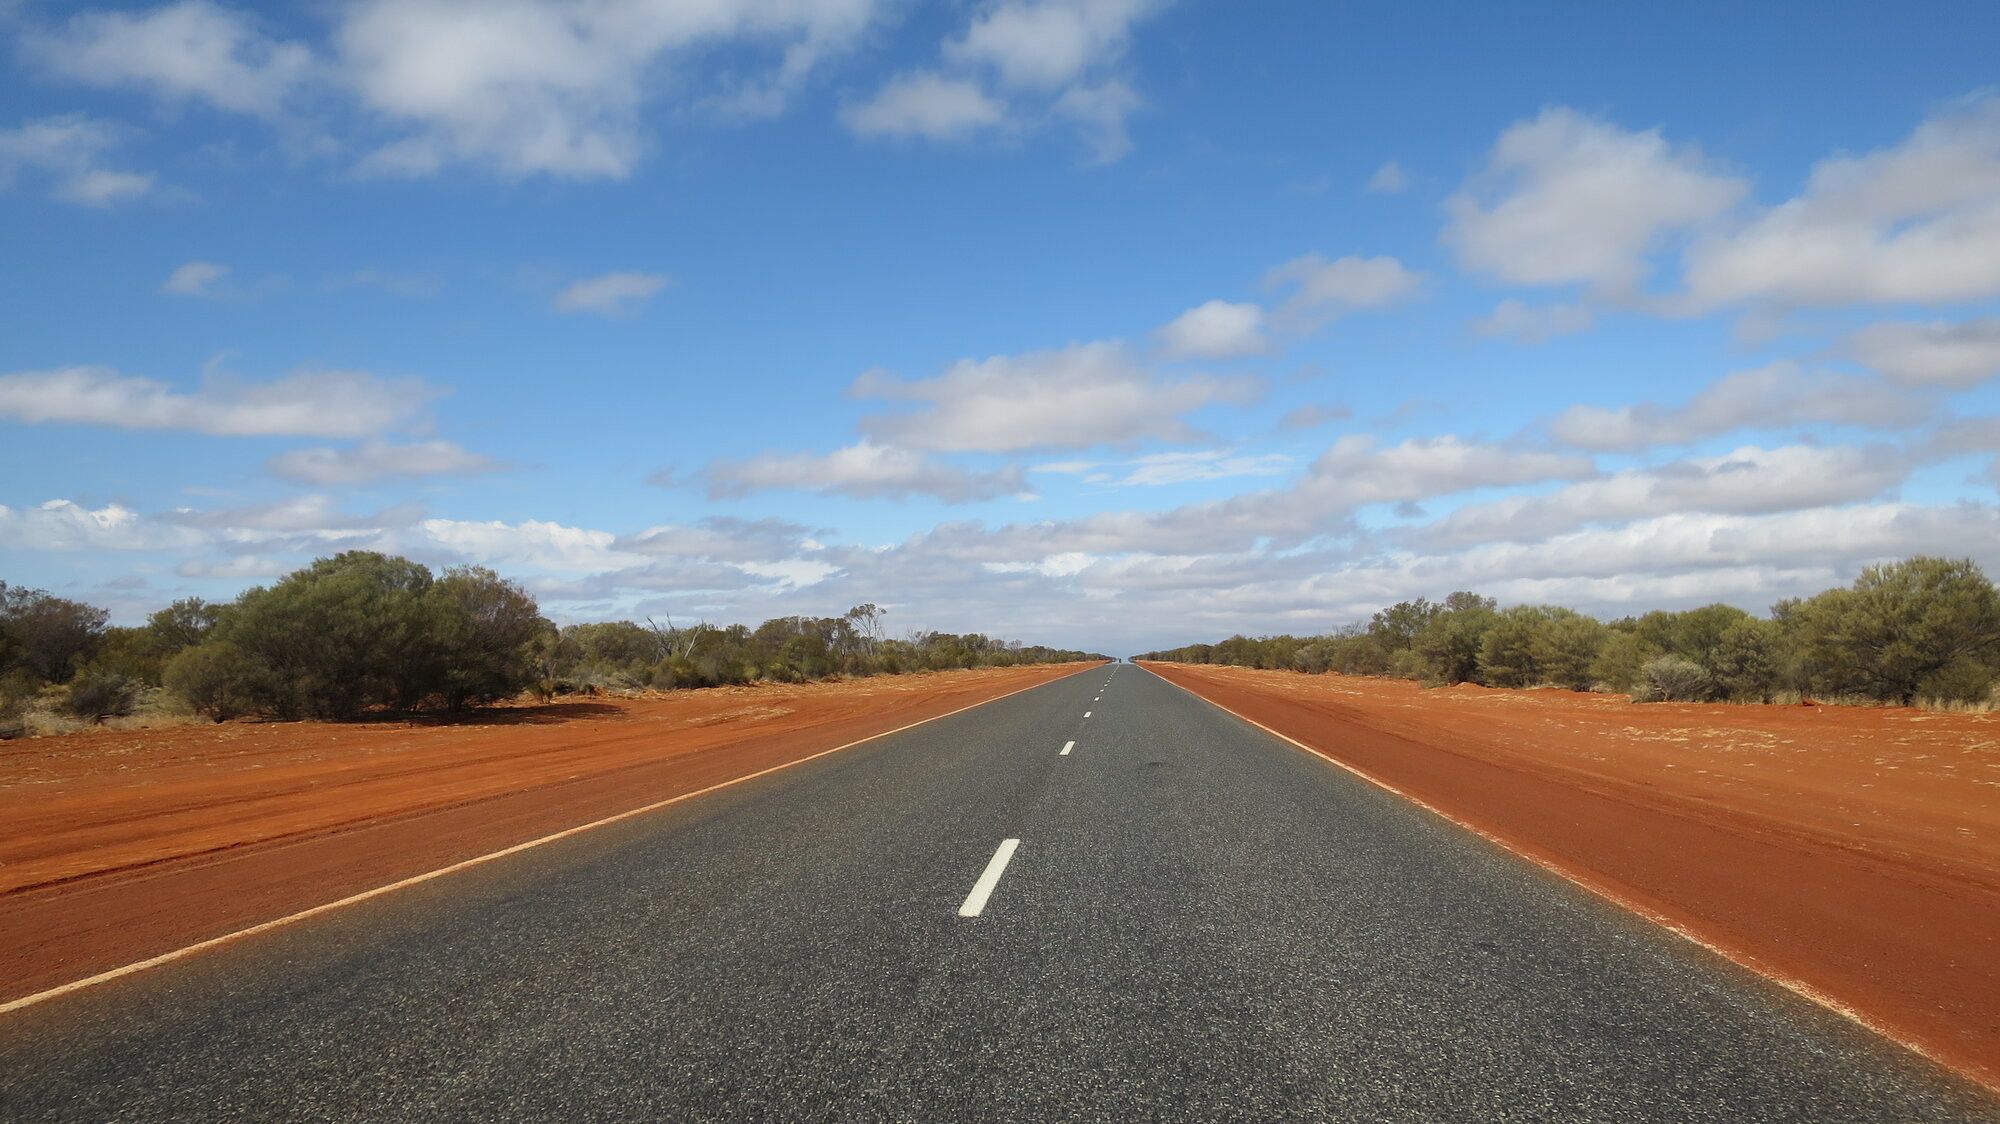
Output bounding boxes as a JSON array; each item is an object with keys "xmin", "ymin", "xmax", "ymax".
[
  {"xmin": 0, "ymin": 551, "xmax": 1102, "ymax": 737},
  {"xmin": 1136, "ymin": 556, "xmax": 2000, "ymax": 711}
]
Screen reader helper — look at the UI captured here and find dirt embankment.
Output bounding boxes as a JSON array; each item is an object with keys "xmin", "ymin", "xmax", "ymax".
[
  {"xmin": 1143, "ymin": 661, "xmax": 2000, "ymax": 1091},
  {"xmin": 0, "ymin": 663, "xmax": 1094, "ymax": 1005}
]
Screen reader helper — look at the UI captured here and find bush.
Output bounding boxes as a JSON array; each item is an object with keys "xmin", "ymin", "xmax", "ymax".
[
  {"xmin": 1633, "ymin": 655, "xmax": 1714, "ymax": 703},
  {"xmin": 1916, "ymin": 657, "xmax": 1995, "ymax": 706},
  {"xmin": 164, "ymin": 641, "xmax": 270, "ymax": 721},
  {"xmin": 64, "ymin": 671, "xmax": 141, "ymax": 721},
  {"xmin": 1387, "ymin": 648, "xmax": 1429, "ymax": 681}
]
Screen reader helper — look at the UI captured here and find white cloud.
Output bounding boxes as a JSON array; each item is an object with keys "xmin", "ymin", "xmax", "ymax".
[
  {"xmin": 1472, "ymin": 298, "xmax": 1592, "ymax": 342},
  {"xmin": 339, "ymin": 0, "xmax": 883, "ymax": 178},
  {"xmin": 33, "ymin": 1, "xmax": 315, "ymax": 118},
  {"xmin": 1444, "ymin": 107, "xmax": 1746, "ymax": 294},
  {"xmin": 1847, "ymin": 317, "xmax": 2000, "ymax": 389},
  {"xmin": 1366, "ymin": 160, "xmax": 1408, "ymax": 194},
  {"xmin": 1682, "ymin": 94, "xmax": 2000, "ymax": 308},
  {"xmin": 1413, "ymin": 444, "xmax": 1910, "ymax": 548},
  {"xmin": 1038, "ymin": 449, "xmax": 1295, "ymax": 487},
  {"xmin": 850, "ymin": 0, "xmax": 1160, "ymax": 160},
  {"xmin": 1154, "ymin": 300, "xmax": 1269, "ymax": 360},
  {"xmin": 414, "ymin": 517, "xmax": 635, "ymax": 573},
  {"xmin": 944, "ymin": 0, "xmax": 1155, "ymax": 90},
  {"xmin": 1053, "ymin": 78, "xmax": 1140, "ymax": 164},
  {"xmin": 1549, "ymin": 362, "xmax": 1931, "ymax": 451},
  {"xmin": 840, "ymin": 73, "xmax": 1007, "ymax": 141},
  {"xmin": 552, "ymin": 271, "xmax": 668, "ymax": 316},
  {"xmin": 268, "ymin": 440, "xmax": 502, "ymax": 486},
  {"xmin": 1263, "ymin": 253, "xmax": 1422, "ymax": 330},
  {"xmin": 706, "ymin": 440, "xmax": 1027, "ymax": 502},
  {"xmin": 0, "ymin": 500, "xmax": 193, "ymax": 552},
  {"xmin": 0, "ymin": 115, "xmax": 154, "ymax": 206},
  {"xmin": 0, "ymin": 365, "xmax": 439, "ymax": 438},
  {"xmin": 854, "ymin": 341, "xmax": 1259, "ymax": 453},
  {"xmin": 161, "ymin": 260, "xmax": 231, "ymax": 297}
]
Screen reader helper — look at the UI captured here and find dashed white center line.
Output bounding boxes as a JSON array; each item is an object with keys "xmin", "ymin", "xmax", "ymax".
[
  {"xmin": 958, "ymin": 839, "xmax": 1020, "ymax": 918},
  {"xmin": 1084, "ymin": 711, "xmax": 1092, "ymax": 718},
  {"xmin": 1060, "ymin": 740, "xmax": 1075, "ymax": 755}
]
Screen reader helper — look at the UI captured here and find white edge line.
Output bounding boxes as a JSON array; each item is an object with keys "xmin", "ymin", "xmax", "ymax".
[
  {"xmin": 957, "ymin": 838, "xmax": 1020, "ymax": 918},
  {"xmin": 1138, "ymin": 662, "xmax": 1997, "ymax": 1094},
  {"xmin": 0, "ymin": 667, "xmax": 1095, "ymax": 1017}
]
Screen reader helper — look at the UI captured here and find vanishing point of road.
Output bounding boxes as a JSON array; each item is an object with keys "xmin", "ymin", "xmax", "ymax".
[{"xmin": 1, "ymin": 664, "xmax": 1993, "ymax": 1121}]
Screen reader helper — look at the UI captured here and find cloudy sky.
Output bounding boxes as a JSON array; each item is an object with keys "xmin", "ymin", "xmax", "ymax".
[{"xmin": 3, "ymin": 1, "xmax": 2000, "ymax": 654}]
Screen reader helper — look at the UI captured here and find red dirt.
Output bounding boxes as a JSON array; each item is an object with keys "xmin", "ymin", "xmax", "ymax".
[
  {"xmin": 0, "ymin": 664, "xmax": 1094, "ymax": 1005},
  {"xmin": 1143, "ymin": 661, "xmax": 2000, "ymax": 1091}
]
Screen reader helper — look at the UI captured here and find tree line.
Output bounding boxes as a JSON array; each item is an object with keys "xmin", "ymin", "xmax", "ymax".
[
  {"xmin": 1135, "ymin": 556, "xmax": 2000, "ymax": 708},
  {"xmin": 0, "ymin": 551, "xmax": 1103, "ymax": 737}
]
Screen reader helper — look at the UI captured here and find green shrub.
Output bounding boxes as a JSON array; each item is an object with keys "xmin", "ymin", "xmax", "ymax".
[
  {"xmin": 164, "ymin": 641, "xmax": 270, "ymax": 721},
  {"xmin": 63, "ymin": 671, "xmax": 142, "ymax": 721},
  {"xmin": 1633, "ymin": 655, "xmax": 1714, "ymax": 703}
]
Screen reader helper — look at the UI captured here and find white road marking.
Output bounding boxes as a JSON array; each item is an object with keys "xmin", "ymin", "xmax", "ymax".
[
  {"xmin": 0, "ymin": 669, "xmax": 1091, "ymax": 1016},
  {"xmin": 1083, "ymin": 711, "xmax": 1092, "ymax": 718},
  {"xmin": 1060, "ymin": 740, "xmax": 1075, "ymax": 755},
  {"xmin": 958, "ymin": 839, "xmax": 1020, "ymax": 917}
]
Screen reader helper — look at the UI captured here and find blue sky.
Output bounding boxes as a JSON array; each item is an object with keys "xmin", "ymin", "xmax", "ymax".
[{"xmin": 4, "ymin": 1, "xmax": 2000, "ymax": 654}]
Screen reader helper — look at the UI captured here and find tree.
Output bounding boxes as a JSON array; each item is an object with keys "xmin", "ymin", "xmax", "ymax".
[
  {"xmin": 433, "ymin": 566, "xmax": 551, "ymax": 708},
  {"xmin": 1368, "ymin": 599, "xmax": 1437, "ymax": 652},
  {"xmin": 1778, "ymin": 557, "xmax": 2000, "ymax": 704},
  {"xmin": 0, "ymin": 582, "xmax": 108, "ymax": 683},
  {"xmin": 1478, "ymin": 606, "xmax": 1552, "ymax": 688},
  {"xmin": 1531, "ymin": 610, "xmax": 1608, "ymax": 691},
  {"xmin": 219, "ymin": 552, "xmax": 448, "ymax": 718},
  {"xmin": 1415, "ymin": 593, "xmax": 1498, "ymax": 684}
]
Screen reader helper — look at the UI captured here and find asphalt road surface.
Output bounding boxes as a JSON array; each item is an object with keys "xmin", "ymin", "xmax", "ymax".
[{"xmin": 2, "ymin": 664, "xmax": 1994, "ymax": 1122}]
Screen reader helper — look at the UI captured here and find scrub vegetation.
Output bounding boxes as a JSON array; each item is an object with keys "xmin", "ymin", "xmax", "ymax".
[
  {"xmin": 1137, "ymin": 556, "xmax": 2000, "ymax": 711},
  {"xmin": 0, "ymin": 552, "xmax": 1100, "ymax": 736}
]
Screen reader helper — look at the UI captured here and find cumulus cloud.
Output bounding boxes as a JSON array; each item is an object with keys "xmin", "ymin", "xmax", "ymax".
[
  {"xmin": 0, "ymin": 365, "xmax": 440, "ymax": 438},
  {"xmin": 1549, "ymin": 362, "xmax": 1931, "ymax": 450},
  {"xmin": 32, "ymin": 1, "xmax": 315, "ymax": 118},
  {"xmin": 854, "ymin": 341, "xmax": 1259, "ymax": 453},
  {"xmin": 1262, "ymin": 253, "xmax": 1422, "ymax": 330},
  {"xmin": 1035, "ymin": 450, "xmax": 1294, "ymax": 487},
  {"xmin": 944, "ymin": 0, "xmax": 1155, "ymax": 90},
  {"xmin": 1154, "ymin": 300, "xmax": 1269, "ymax": 360},
  {"xmin": 1682, "ymin": 94, "xmax": 2000, "ymax": 308},
  {"xmin": 339, "ymin": 0, "xmax": 882, "ymax": 178},
  {"xmin": 1444, "ymin": 107, "xmax": 1746, "ymax": 295},
  {"xmin": 0, "ymin": 115, "xmax": 154, "ymax": 205},
  {"xmin": 1411, "ymin": 444, "xmax": 1910, "ymax": 548},
  {"xmin": 551, "ymin": 271, "xmax": 668, "ymax": 316},
  {"xmin": 1847, "ymin": 317, "xmax": 2000, "ymax": 388},
  {"xmin": 1472, "ymin": 298, "xmax": 1592, "ymax": 342},
  {"xmin": 705, "ymin": 440, "xmax": 1027, "ymax": 502},
  {"xmin": 0, "ymin": 500, "xmax": 194, "ymax": 552},
  {"xmin": 849, "ymin": 0, "xmax": 1161, "ymax": 160},
  {"xmin": 267, "ymin": 440, "xmax": 503, "ymax": 486},
  {"xmin": 840, "ymin": 73, "xmax": 1007, "ymax": 141}
]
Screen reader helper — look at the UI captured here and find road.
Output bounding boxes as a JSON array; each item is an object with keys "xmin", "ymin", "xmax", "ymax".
[{"xmin": 1, "ymin": 663, "xmax": 1992, "ymax": 1121}]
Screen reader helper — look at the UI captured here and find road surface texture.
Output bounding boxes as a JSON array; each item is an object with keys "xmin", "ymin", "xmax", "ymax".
[{"xmin": 2, "ymin": 664, "xmax": 1993, "ymax": 1121}]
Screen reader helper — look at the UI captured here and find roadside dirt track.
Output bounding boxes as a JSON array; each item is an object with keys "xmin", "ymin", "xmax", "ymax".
[
  {"xmin": 0, "ymin": 663, "xmax": 1094, "ymax": 1005},
  {"xmin": 1144, "ymin": 661, "xmax": 2000, "ymax": 1091}
]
